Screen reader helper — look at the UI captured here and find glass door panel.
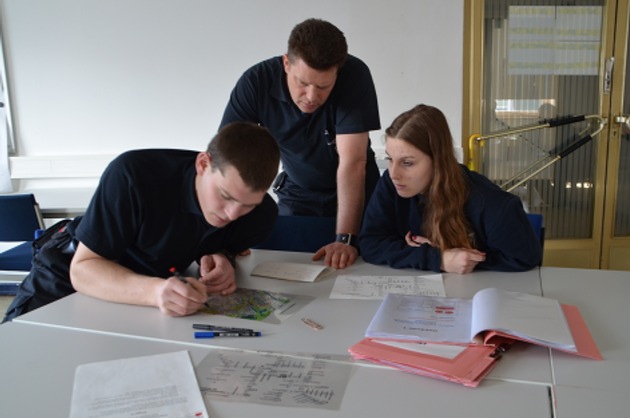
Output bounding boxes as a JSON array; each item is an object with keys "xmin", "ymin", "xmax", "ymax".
[
  {"xmin": 613, "ymin": 37, "xmax": 630, "ymax": 237},
  {"xmin": 464, "ymin": 0, "xmax": 625, "ymax": 268},
  {"xmin": 480, "ymin": 0, "xmax": 604, "ymax": 241}
]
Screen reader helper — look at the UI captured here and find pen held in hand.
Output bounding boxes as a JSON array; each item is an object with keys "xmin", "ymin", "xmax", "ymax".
[
  {"xmin": 170, "ymin": 267, "xmax": 211, "ymax": 309},
  {"xmin": 169, "ymin": 267, "xmax": 187, "ymax": 284}
]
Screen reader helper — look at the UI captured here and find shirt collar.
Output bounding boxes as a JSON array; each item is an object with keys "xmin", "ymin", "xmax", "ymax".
[
  {"xmin": 270, "ymin": 57, "xmax": 292, "ymax": 104},
  {"xmin": 183, "ymin": 164, "xmax": 204, "ymax": 218}
]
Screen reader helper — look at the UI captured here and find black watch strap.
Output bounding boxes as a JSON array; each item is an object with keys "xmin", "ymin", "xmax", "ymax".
[{"xmin": 335, "ymin": 233, "xmax": 359, "ymax": 248}]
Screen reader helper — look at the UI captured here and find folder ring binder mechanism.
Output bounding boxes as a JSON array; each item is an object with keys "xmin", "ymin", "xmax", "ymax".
[{"xmin": 489, "ymin": 343, "xmax": 510, "ymax": 359}]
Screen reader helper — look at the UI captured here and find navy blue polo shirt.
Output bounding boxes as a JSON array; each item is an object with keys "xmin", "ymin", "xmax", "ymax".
[
  {"xmin": 74, "ymin": 149, "xmax": 277, "ymax": 277},
  {"xmin": 220, "ymin": 55, "xmax": 380, "ymax": 192}
]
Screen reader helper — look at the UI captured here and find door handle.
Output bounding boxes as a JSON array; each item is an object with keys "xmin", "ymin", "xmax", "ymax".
[{"xmin": 614, "ymin": 115, "xmax": 630, "ymax": 135}]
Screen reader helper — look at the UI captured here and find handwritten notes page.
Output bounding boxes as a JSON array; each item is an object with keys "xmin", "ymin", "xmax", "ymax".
[
  {"xmin": 251, "ymin": 261, "xmax": 334, "ymax": 282},
  {"xmin": 330, "ymin": 274, "xmax": 446, "ymax": 300},
  {"xmin": 197, "ymin": 350, "xmax": 352, "ymax": 410},
  {"xmin": 69, "ymin": 351, "xmax": 208, "ymax": 418}
]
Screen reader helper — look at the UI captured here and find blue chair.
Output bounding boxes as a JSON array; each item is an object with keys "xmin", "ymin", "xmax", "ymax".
[
  {"xmin": 253, "ymin": 215, "xmax": 336, "ymax": 253},
  {"xmin": 527, "ymin": 213, "xmax": 545, "ymax": 266},
  {"xmin": 526, "ymin": 213, "xmax": 544, "ymax": 248},
  {"xmin": 0, "ymin": 194, "xmax": 45, "ymax": 271},
  {"xmin": 0, "ymin": 243, "xmax": 33, "ymax": 271}
]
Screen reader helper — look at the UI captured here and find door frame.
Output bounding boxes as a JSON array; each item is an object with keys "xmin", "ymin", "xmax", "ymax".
[
  {"xmin": 601, "ymin": 0, "xmax": 630, "ymax": 269},
  {"xmin": 462, "ymin": 0, "xmax": 627, "ymax": 269}
]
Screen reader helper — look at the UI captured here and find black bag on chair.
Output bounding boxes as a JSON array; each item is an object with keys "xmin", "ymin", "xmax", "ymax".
[{"xmin": 3, "ymin": 218, "xmax": 80, "ymax": 322}]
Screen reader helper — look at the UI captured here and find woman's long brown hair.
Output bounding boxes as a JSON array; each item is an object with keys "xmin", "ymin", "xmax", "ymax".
[{"xmin": 385, "ymin": 104, "xmax": 473, "ymax": 251}]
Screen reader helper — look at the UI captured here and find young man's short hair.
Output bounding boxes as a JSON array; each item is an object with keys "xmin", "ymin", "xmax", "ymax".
[{"xmin": 207, "ymin": 122, "xmax": 280, "ymax": 191}]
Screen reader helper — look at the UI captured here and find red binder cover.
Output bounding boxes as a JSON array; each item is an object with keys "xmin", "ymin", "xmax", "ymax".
[
  {"xmin": 483, "ymin": 304, "xmax": 603, "ymax": 360},
  {"xmin": 349, "ymin": 338, "xmax": 511, "ymax": 387}
]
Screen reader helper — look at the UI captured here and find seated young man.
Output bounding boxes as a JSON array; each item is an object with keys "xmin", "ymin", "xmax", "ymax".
[{"xmin": 3, "ymin": 122, "xmax": 280, "ymax": 322}]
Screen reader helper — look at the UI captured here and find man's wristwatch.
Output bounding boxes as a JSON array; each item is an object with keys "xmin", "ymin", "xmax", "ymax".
[{"xmin": 335, "ymin": 233, "xmax": 359, "ymax": 249}]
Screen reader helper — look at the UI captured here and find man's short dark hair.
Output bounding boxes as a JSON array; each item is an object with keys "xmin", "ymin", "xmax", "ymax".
[
  {"xmin": 207, "ymin": 122, "xmax": 280, "ymax": 191},
  {"xmin": 287, "ymin": 18, "xmax": 347, "ymax": 70}
]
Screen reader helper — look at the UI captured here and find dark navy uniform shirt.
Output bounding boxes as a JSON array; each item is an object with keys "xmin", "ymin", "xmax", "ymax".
[
  {"xmin": 74, "ymin": 149, "xmax": 278, "ymax": 277},
  {"xmin": 220, "ymin": 55, "xmax": 381, "ymax": 193},
  {"xmin": 360, "ymin": 166, "xmax": 542, "ymax": 272}
]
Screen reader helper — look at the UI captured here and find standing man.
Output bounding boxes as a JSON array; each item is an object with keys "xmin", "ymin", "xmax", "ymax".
[
  {"xmin": 3, "ymin": 122, "xmax": 280, "ymax": 322},
  {"xmin": 221, "ymin": 18, "xmax": 381, "ymax": 269}
]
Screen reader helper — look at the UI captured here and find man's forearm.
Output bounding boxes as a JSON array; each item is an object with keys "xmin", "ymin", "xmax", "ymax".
[
  {"xmin": 335, "ymin": 161, "xmax": 366, "ymax": 235},
  {"xmin": 70, "ymin": 245, "xmax": 161, "ymax": 307}
]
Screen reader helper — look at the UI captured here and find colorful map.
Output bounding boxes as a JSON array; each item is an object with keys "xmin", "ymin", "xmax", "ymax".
[{"xmin": 201, "ymin": 288, "xmax": 293, "ymax": 321}]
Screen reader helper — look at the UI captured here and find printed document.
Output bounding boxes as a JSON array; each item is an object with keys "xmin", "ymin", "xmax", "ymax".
[
  {"xmin": 69, "ymin": 350, "xmax": 208, "ymax": 418},
  {"xmin": 330, "ymin": 273, "xmax": 445, "ymax": 299},
  {"xmin": 366, "ymin": 287, "xmax": 576, "ymax": 351}
]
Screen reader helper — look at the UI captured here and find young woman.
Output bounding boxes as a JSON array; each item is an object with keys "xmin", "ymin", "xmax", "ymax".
[{"xmin": 359, "ymin": 104, "xmax": 542, "ymax": 274}]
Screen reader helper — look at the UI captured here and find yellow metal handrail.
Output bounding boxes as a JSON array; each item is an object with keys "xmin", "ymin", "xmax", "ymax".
[{"xmin": 467, "ymin": 114, "xmax": 606, "ymax": 191}]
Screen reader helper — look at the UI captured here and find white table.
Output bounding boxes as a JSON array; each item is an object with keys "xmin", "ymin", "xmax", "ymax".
[
  {"xmin": 14, "ymin": 249, "xmax": 552, "ymax": 384},
  {"xmin": 6, "ymin": 251, "xmax": 627, "ymax": 416},
  {"xmin": 540, "ymin": 267, "xmax": 630, "ymax": 416},
  {"xmin": 0, "ymin": 321, "xmax": 553, "ymax": 418}
]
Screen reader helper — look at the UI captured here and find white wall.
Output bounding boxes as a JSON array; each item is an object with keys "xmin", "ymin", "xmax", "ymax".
[{"xmin": 1, "ymin": 0, "xmax": 463, "ymax": 187}]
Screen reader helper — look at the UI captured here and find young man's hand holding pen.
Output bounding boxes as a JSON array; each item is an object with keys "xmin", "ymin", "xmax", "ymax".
[{"xmin": 161, "ymin": 267, "xmax": 209, "ymax": 316}]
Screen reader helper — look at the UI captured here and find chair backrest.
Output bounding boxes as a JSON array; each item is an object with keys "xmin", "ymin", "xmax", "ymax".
[
  {"xmin": 0, "ymin": 194, "xmax": 45, "ymax": 241},
  {"xmin": 0, "ymin": 241, "xmax": 33, "ymax": 271},
  {"xmin": 526, "ymin": 213, "xmax": 545, "ymax": 249},
  {"xmin": 253, "ymin": 215, "xmax": 336, "ymax": 253}
]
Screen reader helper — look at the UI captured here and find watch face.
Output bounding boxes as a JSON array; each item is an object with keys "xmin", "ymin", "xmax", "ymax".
[
  {"xmin": 336, "ymin": 234, "xmax": 357, "ymax": 247},
  {"xmin": 336, "ymin": 234, "xmax": 349, "ymax": 243}
]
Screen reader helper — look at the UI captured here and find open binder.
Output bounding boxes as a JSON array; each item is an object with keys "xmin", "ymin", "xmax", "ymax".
[{"xmin": 349, "ymin": 288, "xmax": 602, "ymax": 387}]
